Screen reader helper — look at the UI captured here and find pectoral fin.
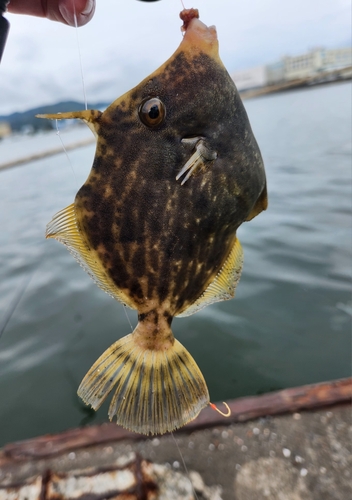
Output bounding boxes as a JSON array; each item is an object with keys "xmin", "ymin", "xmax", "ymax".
[
  {"xmin": 246, "ymin": 183, "xmax": 268, "ymax": 221},
  {"xmin": 177, "ymin": 237, "xmax": 243, "ymax": 317},
  {"xmin": 36, "ymin": 110, "xmax": 102, "ymax": 138}
]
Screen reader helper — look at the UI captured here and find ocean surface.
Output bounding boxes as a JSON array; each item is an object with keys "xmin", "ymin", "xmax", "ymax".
[{"xmin": 0, "ymin": 82, "xmax": 351, "ymax": 446}]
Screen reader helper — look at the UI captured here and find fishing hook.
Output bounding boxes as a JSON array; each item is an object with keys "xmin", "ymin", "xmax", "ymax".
[{"xmin": 209, "ymin": 401, "xmax": 231, "ymax": 417}]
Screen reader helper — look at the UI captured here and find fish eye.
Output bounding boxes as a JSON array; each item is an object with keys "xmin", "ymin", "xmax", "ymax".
[{"xmin": 138, "ymin": 97, "xmax": 166, "ymax": 128}]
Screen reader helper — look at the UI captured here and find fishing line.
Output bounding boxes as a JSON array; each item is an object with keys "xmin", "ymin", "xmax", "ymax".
[
  {"xmin": 123, "ymin": 305, "xmax": 134, "ymax": 332},
  {"xmin": 170, "ymin": 405, "xmax": 231, "ymax": 498},
  {"xmin": 0, "ymin": 267, "xmax": 36, "ymax": 341},
  {"xmin": 54, "ymin": 2, "xmax": 89, "ymax": 186},
  {"xmin": 55, "ymin": 119, "xmax": 78, "ymax": 185},
  {"xmin": 171, "ymin": 431, "xmax": 200, "ymax": 500},
  {"xmin": 71, "ymin": 3, "xmax": 137, "ymax": 347},
  {"xmin": 73, "ymin": 2, "xmax": 88, "ymax": 111}
]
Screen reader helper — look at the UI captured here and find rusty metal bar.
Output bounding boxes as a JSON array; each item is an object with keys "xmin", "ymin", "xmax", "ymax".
[
  {"xmin": 1, "ymin": 377, "xmax": 350, "ymax": 464},
  {"xmin": 187, "ymin": 376, "xmax": 352, "ymax": 430}
]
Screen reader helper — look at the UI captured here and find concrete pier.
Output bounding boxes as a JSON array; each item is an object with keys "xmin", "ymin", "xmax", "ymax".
[{"xmin": 0, "ymin": 379, "xmax": 351, "ymax": 499}]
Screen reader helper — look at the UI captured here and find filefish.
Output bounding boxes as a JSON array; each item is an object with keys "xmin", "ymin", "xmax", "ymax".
[{"xmin": 38, "ymin": 8, "xmax": 267, "ymax": 435}]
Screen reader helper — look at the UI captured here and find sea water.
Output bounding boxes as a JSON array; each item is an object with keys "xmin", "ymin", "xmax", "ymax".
[{"xmin": 0, "ymin": 82, "xmax": 350, "ymax": 445}]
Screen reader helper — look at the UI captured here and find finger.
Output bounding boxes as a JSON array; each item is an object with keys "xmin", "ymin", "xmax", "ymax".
[
  {"xmin": 8, "ymin": 0, "xmax": 95, "ymax": 27},
  {"xmin": 56, "ymin": 0, "xmax": 95, "ymax": 27}
]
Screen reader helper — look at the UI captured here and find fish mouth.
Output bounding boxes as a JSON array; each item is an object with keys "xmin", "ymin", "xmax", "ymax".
[
  {"xmin": 182, "ymin": 14, "xmax": 217, "ymax": 45},
  {"xmin": 178, "ymin": 9, "xmax": 219, "ymax": 59},
  {"xmin": 176, "ymin": 137, "xmax": 217, "ymax": 185}
]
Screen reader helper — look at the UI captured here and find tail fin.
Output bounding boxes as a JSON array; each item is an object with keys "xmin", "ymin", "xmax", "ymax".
[{"xmin": 77, "ymin": 326, "xmax": 209, "ymax": 435}]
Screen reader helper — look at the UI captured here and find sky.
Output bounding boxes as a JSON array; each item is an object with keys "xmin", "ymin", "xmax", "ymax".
[{"xmin": 0, "ymin": 0, "xmax": 350, "ymax": 115}]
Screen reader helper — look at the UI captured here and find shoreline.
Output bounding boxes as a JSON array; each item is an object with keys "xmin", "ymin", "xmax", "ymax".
[
  {"xmin": 0, "ymin": 137, "xmax": 95, "ymax": 172},
  {"xmin": 0, "ymin": 78, "xmax": 350, "ymax": 172},
  {"xmin": 240, "ymin": 68, "xmax": 352, "ymax": 100}
]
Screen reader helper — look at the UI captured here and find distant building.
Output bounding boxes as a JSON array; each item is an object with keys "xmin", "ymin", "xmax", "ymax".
[
  {"xmin": 0, "ymin": 121, "xmax": 11, "ymax": 138},
  {"xmin": 320, "ymin": 47, "xmax": 352, "ymax": 72},
  {"xmin": 232, "ymin": 46, "xmax": 352, "ymax": 91},
  {"xmin": 266, "ymin": 61, "xmax": 285, "ymax": 85},
  {"xmin": 231, "ymin": 65, "xmax": 268, "ymax": 91},
  {"xmin": 283, "ymin": 47, "xmax": 352, "ymax": 81}
]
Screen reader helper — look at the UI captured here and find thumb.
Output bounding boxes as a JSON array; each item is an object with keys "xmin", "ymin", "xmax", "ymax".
[
  {"xmin": 8, "ymin": 0, "xmax": 95, "ymax": 27},
  {"xmin": 56, "ymin": 0, "xmax": 95, "ymax": 27}
]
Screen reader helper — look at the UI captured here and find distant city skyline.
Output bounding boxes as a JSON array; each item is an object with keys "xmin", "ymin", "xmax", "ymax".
[
  {"xmin": 232, "ymin": 45, "xmax": 352, "ymax": 91},
  {"xmin": 0, "ymin": 0, "xmax": 350, "ymax": 115}
]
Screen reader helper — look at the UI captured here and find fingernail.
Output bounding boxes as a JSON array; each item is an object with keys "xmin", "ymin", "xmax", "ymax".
[
  {"xmin": 81, "ymin": 0, "xmax": 95, "ymax": 17},
  {"xmin": 59, "ymin": 4, "xmax": 73, "ymax": 25}
]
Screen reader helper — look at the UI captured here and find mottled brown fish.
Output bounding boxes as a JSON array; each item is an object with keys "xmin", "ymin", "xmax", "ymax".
[{"xmin": 38, "ymin": 8, "xmax": 267, "ymax": 435}]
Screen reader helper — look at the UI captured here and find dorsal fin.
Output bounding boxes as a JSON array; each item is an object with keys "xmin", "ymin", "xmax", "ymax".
[
  {"xmin": 46, "ymin": 204, "xmax": 135, "ymax": 309},
  {"xmin": 177, "ymin": 237, "xmax": 243, "ymax": 317},
  {"xmin": 36, "ymin": 110, "xmax": 102, "ymax": 138}
]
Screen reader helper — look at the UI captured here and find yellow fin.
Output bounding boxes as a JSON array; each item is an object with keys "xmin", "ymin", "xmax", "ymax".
[
  {"xmin": 36, "ymin": 110, "xmax": 102, "ymax": 138},
  {"xmin": 46, "ymin": 204, "xmax": 134, "ymax": 308},
  {"xmin": 77, "ymin": 327, "xmax": 209, "ymax": 435},
  {"xmin": 177, "ymin": 237, "xmax": 243, "ymax": 317},
  {"xmin": 246, "ymin": 183, "xmax": 268, "ymax": 221}
]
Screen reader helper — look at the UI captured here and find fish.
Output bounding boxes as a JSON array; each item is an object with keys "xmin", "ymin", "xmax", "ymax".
[{"xmin": 38, "ymin": 8, "xmax": 267, "ymax": 435}]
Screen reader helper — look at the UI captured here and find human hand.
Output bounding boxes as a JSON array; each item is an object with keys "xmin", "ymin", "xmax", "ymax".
[{"xmin": 7, "ymin": 0, "xmax": 95, "ymax": 27}]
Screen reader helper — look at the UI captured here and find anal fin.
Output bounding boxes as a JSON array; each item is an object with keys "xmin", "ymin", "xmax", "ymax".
[
  {"xmin": 46, "ymin": 204, "xmax": 134, "ymax": 308},
  {"xmin": 177, "ymin": 237, "xmax": 243, "ymax": 317}
]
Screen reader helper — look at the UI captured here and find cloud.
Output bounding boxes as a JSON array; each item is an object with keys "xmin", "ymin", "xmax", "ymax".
[{"xmin": 0, "ymin": 0, "xmax": 350, "ymax": 115}]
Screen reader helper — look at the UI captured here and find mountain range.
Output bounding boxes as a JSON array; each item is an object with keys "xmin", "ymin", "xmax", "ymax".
[{"xmin": 0, "ymin": 101, "xmax": 109, "ymax": 133}]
